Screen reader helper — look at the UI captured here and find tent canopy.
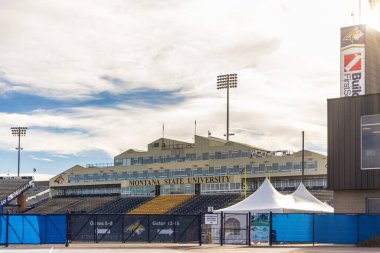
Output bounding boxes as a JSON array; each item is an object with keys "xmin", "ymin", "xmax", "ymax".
[{"xmin": 216, "ymin": 178, "xmax": 333, "ymax": 213}]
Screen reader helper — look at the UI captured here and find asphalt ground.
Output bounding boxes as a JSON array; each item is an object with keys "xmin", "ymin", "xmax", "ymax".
[{"xmin": 1, "ymin": 244, "xmax": 380, "ymax": 253}]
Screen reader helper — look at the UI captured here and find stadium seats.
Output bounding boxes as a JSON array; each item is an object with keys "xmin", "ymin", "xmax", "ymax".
[
  {"xmin": 27, "ymin": 196, "xmax": 119, "ymax": 214},
  {"xmin": 129, "ymin": 195, "xmax": 193, "ymax": 214},
  {"xmin": 170, "ymin": 194, "xmax": 243, "ymax": 215},
  {"xmin": 0, "ymin": 177, "xmax": 32, "ymax": 201},
  {"xmin": 95, "ymin": 196, "xmax": 153, "ymax": 214}
]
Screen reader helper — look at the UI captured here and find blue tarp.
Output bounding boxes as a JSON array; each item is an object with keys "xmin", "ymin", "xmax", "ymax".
[
  {"xmin": 272, "ymin": 214, "xmax": 313, "ymax": 243},
  {"xmin": 1, "ymin": 214, "xmax": 66, "ymax": 244},
  {"xmin": 314, "ymin": 214, "xmax": 357, "ymax": 244}
]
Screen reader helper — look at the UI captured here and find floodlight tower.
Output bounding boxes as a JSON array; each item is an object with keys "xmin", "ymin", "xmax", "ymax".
[
  {"xmin": 11, "ymin": 127, "xmax": 27, "ymax": 177},
  {"xmin": 217, "ymin": 73, "xmax": 237, "ymax": 141}
]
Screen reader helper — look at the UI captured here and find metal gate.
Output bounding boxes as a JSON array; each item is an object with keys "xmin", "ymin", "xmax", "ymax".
[{"xmin": 68, "ymin": 213, "xmax": 201, "ymax": 244}]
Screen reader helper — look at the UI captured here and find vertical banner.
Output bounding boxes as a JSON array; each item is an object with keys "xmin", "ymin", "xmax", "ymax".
[
  {"xmin": 340, "ymin": 25, "xmax": 366, "ymax": 97},
  {"xmin": 251, "ymin": 213, "xmax": 269, "ymax": 243}
]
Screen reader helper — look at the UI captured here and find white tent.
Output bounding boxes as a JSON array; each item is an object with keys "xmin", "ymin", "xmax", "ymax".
[
  {"xmin": 216, "ymin": 178, "xmax": 333, "ymax": 213},
  {"xmin": 290, "ymin": 182, "xmax": 334, "ymax": 213}
]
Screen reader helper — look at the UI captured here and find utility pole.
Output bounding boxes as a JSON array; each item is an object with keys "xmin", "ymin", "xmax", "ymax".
[{"xmin": 301, "ymin": 131, "xmax": 305, "ymax": 183}]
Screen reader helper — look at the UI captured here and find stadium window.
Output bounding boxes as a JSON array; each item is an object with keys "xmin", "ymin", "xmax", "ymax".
[
  {"xmin": 221, "ymin": 152, "xmax": 228, "ymax": 159},
  {"xmin": 209, "ymin": 152, "xmax": 215, "ymax": 160},
  {"xmin": 215, "ymin": 152, "xmax": 221, "ymax": 159},
  {"xmin": 272, "ymin": 163, "xmax": 279, "ymax": 172},
  {"xmin": 221, "ymin": 166, "xmax": 227, "ymax": 175},
  {"xmin": 202, "ymin": 152, "xmax": 209, "ymax": 160}
]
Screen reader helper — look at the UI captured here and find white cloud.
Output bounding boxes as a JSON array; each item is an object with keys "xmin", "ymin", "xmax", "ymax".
[{"xmin": 0, "ymin": 0, "xmax": 360, "ymax": 172}]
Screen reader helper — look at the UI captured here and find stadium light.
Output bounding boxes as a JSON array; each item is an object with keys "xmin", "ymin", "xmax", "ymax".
[
  {"xmin": 217, "ymin": 73, "xmax": 237, "ymax": 141},
  {"xmin": 11, "ymin": 127, "xmax": 28, "ymax": 177}
]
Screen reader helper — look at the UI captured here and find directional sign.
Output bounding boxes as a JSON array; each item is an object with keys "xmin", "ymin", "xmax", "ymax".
[{"xmin": 158, "ymin": 228, "xmax": 174, "ymax": 235}]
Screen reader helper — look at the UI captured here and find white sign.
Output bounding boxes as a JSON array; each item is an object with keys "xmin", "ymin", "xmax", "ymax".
[
  {"xmin": 340, "ymin": 47, "xmax": 365, "ymax": 97},
  {"xmin": 340, "ymin": 25, "xmax": 366, "ymax": 97},
  {"xmin": 205, "ymin": 214, "xmax": 218, "ymax": 225}
]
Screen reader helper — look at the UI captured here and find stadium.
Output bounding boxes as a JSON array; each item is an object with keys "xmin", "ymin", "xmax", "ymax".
[{"xmin": 0, "ymin": 134, "xmax": 329, "ymax": 216}]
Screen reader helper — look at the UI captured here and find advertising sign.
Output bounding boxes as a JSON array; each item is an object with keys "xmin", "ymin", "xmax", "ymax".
[
  {"xmin": 361, "ymin": 114, "xmax": 380, "ymax": 170},
  {"xmin": 251, "ymin": 213, "xmax": 270, "ymax": 243},
  {"xmin": 340, "ymin": 25, "xmax": 366, "ymax": 97}
]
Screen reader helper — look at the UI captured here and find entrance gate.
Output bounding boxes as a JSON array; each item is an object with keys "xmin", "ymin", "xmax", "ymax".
[{"xmin": 68, "ymin": 214, "xmax": 201, "ymax": 244}]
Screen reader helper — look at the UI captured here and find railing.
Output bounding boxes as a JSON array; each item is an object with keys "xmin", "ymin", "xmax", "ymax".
[{"xmin": 86, "ymin": 163, "xmax": 114, "ymax": 168}]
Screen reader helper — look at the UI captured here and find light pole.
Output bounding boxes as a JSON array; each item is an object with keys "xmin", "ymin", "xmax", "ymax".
[
  {"xmin": 11, "ymin": 127, "xmax": 27, "ymax": 177},
  {"xmin": 217, "ymin": 73, "xmax": 237, "ymax": 141}
]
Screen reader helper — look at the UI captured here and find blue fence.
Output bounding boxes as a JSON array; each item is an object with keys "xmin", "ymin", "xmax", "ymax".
[
  {"xmin": 0, "ymin": 214, "xmax": 66, "ymax": 245},
  {"xmin": 272, "ymin": 213, "xmax": 380, "ymax": 244}
]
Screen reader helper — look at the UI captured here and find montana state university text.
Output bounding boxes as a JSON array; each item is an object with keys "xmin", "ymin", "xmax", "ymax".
[{"xmin": 128, "ymin": 176, "xmax": 231, "ymax": 187}]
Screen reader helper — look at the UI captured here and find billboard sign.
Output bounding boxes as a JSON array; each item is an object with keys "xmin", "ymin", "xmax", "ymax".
[
  {"xmin": 340, "ymin": 25, "xmax": 366, "ymax": 97},
  {"xmin": 361, "ymin": 114, "xmax": 380, "ymax": 170}
]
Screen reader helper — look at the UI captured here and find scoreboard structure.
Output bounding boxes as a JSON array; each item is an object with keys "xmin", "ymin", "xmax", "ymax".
[
  {"xmin": 340, "ymin": 25, "xmax": 380, "ymax": 97},
  {"xmin": 328, "ymin": 25, "xmax": 380, "ymax": 213}
]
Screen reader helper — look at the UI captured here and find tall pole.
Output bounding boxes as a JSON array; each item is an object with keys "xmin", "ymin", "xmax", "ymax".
[
  {"xmin": 244, "ymin": 166, "xmax": 247, "ymax": 198},
  {"xmin": 302, "ymin": 131, "xmax": 305, "ymax": 183},
  {"xmin": 17, "ymin": 132, "xmax": 21, "ymax": 177},
  {"xmin": 11, "ymin": 127, "xmax": 27, "ymax": 177},
  {"xmin": 217, "ymin": 73, "xmax": 237, "ymax": 141},
  {"xmin": 227, "ymin": 79, "xmax": 229, "ymax": 141}
]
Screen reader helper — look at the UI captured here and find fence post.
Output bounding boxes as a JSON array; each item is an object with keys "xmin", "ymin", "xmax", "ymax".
[
  {"xmin": 269, "ymin": 211, "xmax": 272, "ymax": 247},
  {"xmin": 147, "ymin": 215, "xmax": 151, "ymax": 243},
  {"xmin": 94, "ymin": 214, "xmax": 98, "ymax": 243},
  {"xmin": 357, "ymin": 214, "xmax": 360, "ymax": 244},
  {"xmin": 247, "ymin": 212, "xmax": 251, "ymax": 246},
  {"xmin": 312, "ymin": 213, "xmax": 315, "ymax": 246},
  {"xmin": 220, "ymin": 212, "xmax": 224, "ymax": 246},
  {"xmin": 198, "ymin": 214, "xmax": 202, "ymax": 246},
  {"xmin": 173, "ymin": 215, "xmax": 176, "ymax": 243},
  {"xmin": 121, "ymin": 214, "xmax": 125, "ymax": 243},
  {"xmin": 65, "ymin": 211, "xmax": 70, "ymax": 247},
  {"xmin": 5, "ymin": 210, "xmax": 9, "ymax": 247}
]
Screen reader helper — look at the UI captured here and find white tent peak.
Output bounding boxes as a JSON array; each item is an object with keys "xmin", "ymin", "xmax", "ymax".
[
  {"xmin": 290, "ymin": 182, "xmax": 334, "ymax": 213},
  {"xmin": 216, "ymin": 178, "xmax": 334, "ymax": 213}
]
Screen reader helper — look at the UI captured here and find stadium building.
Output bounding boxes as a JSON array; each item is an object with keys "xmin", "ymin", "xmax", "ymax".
[{"xmin": 44, "ymin": 135, "xmax": 328, "ymax": 213}]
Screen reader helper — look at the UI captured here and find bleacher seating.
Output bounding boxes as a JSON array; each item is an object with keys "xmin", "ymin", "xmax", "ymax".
[
  {"xmin": 129, "ymin": 195, "xmax": 193, "ymax": 214},
  {"xmin": 170, "ymin": 194, "xmax": 243, "ymax": 215},
  {"xmin": 9, "ymin": 181, "xmax": 50, "ymax": 207},
  {"xmin": 27, "ymin": 196, "xmax": 118, "ymax": 214},
  {"xmin": 95, "ymin": 196, "xmax": 153, "ymax": 214},
  {"xmin": 0, "ymin": 177, "xmax": 32, "ymax": 203}
]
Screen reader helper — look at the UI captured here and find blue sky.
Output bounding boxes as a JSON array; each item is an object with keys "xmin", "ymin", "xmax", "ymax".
[{"xmin": 0, "ymin": 0, "xmax": 378, "ymax": 180}]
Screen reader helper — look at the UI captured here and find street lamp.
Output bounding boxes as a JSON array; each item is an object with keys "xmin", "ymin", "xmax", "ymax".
[
  {"xmin": 217, "ymin": 73, "xmax": 237, "ymax": 141},
  {"xmin": 11, "ymin": 127, "xmax": 27, "ymax": 177}
]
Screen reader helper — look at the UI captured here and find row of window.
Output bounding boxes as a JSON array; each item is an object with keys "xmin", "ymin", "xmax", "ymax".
[
  {"xmin": 52, "ymin": 178, "xmax": 326, "ymax": 197},
  {"xmin": 114, "ymin": 150, "xmax": 255, "ymax": 166},
  {"xmin": 52, "ymin": 187, "xmax": 120, "ymax": 196},
  {"xmin": 70, "ymin": 161, "xmax": 318, "ymax": 183}
]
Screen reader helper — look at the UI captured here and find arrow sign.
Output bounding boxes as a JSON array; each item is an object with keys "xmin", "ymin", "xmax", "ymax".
[{"xmin": 157, "ymin": 228, "xmax": 174, "ymax": 235}]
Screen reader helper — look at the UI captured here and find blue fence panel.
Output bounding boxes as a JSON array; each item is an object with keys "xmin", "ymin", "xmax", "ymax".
[
  {"xmin": 272, "ymin": 214, "xmax": 313, "ymax": 243},
  {"xmin": 42, "ymin": 215, "xmax": 66, "ymax": 244},
  {"xmin": 359, "ymin": 214, "xmax": 380, "ymax": 242},
  {"xmin": 0, "ymin": 215, "xmax": 6, "ymax": 244},
  {"xmin": 8, "ymin": 215, "xmax": 41, "ymax": 244},
  {"xmin": 314, "ymin": 214, "xmax": 357, "ymax": 244}
]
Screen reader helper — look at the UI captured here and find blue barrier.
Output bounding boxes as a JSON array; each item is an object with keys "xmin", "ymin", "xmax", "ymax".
[
  {"xmin": 1, "ymin": 214, "xmax": 66, "ymax": 245},
  {"xmin": 272, "ymin": 214, "xmax": 313, "ymax": 243},
  {"xmin": 359, "ymin": 214, "xmax": 380, "ymax": 242},
  {"xmin": 314, "ymin": 214, "xmax": 357, "ymax": 244},
  {"xmin": 0, "ymin": 215, "xmax": 5, "ymax": 244}
]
